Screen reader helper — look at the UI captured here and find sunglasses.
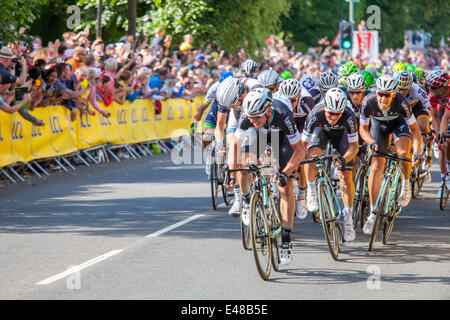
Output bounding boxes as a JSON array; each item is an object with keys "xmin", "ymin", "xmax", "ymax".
[
  {"xmin": 349, "ymin": 90, "xmax": 363, "ymax": 95},
  {"xmin": 326, "ymin": 111, "xmax": 342, "ymax": 117},
  {"xmin": 377, "ymin": 91, "xmax": 393, "ymax": 98}
]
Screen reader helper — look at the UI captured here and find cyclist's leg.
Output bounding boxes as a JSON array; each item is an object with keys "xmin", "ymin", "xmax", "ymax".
[
  {"xmin": 394, "ymin": 136, "xmax": 412, "ymax": 180},
  {"xmin": 368, "ymin": 123, "xmax": 391, "ymax": 208}
]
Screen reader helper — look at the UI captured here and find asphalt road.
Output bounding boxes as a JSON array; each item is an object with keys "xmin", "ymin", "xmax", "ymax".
[{"xmin": 0, "ymin": 151, "xmax": 449, "ymax": 300}]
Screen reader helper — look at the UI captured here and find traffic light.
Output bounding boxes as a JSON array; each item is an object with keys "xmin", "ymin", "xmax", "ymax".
[{"xmin": 339, "ymin": 20, "xmax": 354, "ymax": 50}]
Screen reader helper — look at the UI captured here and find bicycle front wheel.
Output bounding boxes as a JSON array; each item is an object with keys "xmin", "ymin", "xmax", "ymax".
[
  {"xmin": 250, "ymin": 192, "xmax": 271, "ymax": 280},
  {"xmin": 352, "ymin": 165, "xmax": 366, "ymax": 229},
  {"xmin": 383, "ymin": 175, "xmax": 402, "ymax": 244},
  {"xmin": 241, "ymin": 209, "xmax": 251, "ymax": 250},
  {"xmin": 318, "ymin": 180, "xmax": 340, "ymax": 261},
  {"xmin": 440, "ymin": 181, "xmax": 449, "ymax": 210},
  {"xmin": 210, "ymin": 162, "xmax": 219, "ymax": 210}
]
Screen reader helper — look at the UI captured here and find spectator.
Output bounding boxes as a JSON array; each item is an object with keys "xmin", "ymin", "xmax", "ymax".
[
  {"xmin": 54, "ymin": 63, "xmax": 89, "ymax": 121},
  {"xmin": 151, "ymin": 28, "xmax": 165, "ymax": 58},
  {"xmin": 66, "ymin": 46, "xmax": 86, "ymax": 73},
  {"xmin": 0, "ymin": 69, "xmax": 32, "ymax": 114}
]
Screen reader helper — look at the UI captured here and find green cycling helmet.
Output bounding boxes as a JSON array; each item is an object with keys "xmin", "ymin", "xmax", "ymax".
[
  {"xmin": 338, "ymin": 77, "xmax": 347, "ymax": 88},
  {"xmin": 360, "ymin": 70, "xmax": 376, "ymax": 89},
  {"xmin": 280, "ymin": 71, "xmax": 292, "ymax": 80},
  {"xmin": 415, "ymin": 67, "xmax": 424, "ymax": 81},
  {"xmin": 340, "ymin": 61, "xmax": 359, "ymax": 77},
  {"xmin": 405, "ymin": 64, "xmax": 416, "ymax": 73}
]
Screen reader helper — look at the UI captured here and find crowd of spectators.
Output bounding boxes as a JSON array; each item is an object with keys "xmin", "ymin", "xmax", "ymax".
[{"xmin": 0, "ymin": 27, "xmax": 448, "ymax": 128}]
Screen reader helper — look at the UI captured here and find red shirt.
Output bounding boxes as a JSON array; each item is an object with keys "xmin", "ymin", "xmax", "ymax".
[{"xmin": 429, "ymin": 90, "xmax": 450, "ymax": 111}]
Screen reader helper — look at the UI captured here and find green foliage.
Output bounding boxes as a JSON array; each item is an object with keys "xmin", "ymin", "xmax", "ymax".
[{"xmin": 0, "ymin": 0, "xmax": 43, "ymax": 43}]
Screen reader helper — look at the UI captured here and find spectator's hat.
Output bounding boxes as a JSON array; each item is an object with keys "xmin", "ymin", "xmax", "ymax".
[
  {"xmin": 0, "ymin": 69, "xmax": 17, "ymax": 84},
  {"xmin": 195, "ymin": 53, "xmax": 206, "ymax": 61},
  {"xmin": 0, "ymin": 47, "xmax": 16, "ymax": 59}
]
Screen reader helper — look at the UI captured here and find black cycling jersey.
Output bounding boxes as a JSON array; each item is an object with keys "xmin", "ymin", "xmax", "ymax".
[
  {"xmin": 309, "ymin": 87, "xmax": 322, "ymax": 105},
  {"xmin": 302, "ymin": 104, "xmax": 359, "ymax": 144},
  {"xmin": 235, "ymin": 99, "xmax": 302, "ymax": 171},
  {"xmin": 302, "ymin": 103, "xmax": 358, "ymax": 169},
  {"xmin": 360, "ymin": 92, "xmax": 416, "ymax": 153},
  {"xmin": 360, "ymin": 92, "xmax": 416, "ymax": 127},
  {"xmin": 235, "ymin": 99, "xmax": 302, "ymax": 146}
]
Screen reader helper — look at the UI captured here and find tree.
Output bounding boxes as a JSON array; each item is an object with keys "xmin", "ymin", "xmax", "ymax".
[{"xmin": 0, "ymin": 0, "xmax": 44, "ymax": 44}]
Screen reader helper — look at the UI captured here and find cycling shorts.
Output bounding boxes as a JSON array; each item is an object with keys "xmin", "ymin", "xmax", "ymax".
[
  {"xmin": 370, "ymin": 118, "xmax": 411, "ymax": 154},
  {"xmin": 307, "ymin": 127, "xmax": 353, "ymax": 170}
]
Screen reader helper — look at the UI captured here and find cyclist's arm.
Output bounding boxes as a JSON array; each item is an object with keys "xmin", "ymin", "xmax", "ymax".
[
  {"xmin": 409, "ymin": 121, "xmax": 421, "ymax": 155},
  {"xmin": 284, "ymin": 140, "xmax": 305, "ymax": 177},
  {"xmin": 439, "ymin": 108, "xmax": 450, "ymax": 138},
  {"xmin": 193, "ymin": 101, "xmax": 209, "ymax": 123},
  {"xmin": 429, "ymin": 107, "xmax": 440, "ymax": 134},
  {"xmin": 343, "ymin": 141, "xmax": 359, "ymax": 164},
  {"xmin": 214, "ymin": 110, "xmax": 227, "ymax": 145}
]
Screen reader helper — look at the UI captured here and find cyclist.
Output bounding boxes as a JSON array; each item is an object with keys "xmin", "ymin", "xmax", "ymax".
[
  {"xmin": 392, "ymin": 62, "xmax": 405, "ymax": 75},
  {"xmin": 415, "ymin": 67, "xmax": 427, "ymax": 89},
  {"xmin": 257, "ymin": 69, "xmax": 280, "ymax": 94},
  {"xmin": 360, "ymin": 70, "xmax": 376, "ymax": 93},
  {"xmin": 300, "ymin": 74, "xmax": 322, "ymax": 105},
  {"xmin": 240, "ymin": 59, "xmax": 258, "ymax": 78},
  {"xmin": 302, "ymin": 88, "xmax": 359, "ymax": 242},
  {"xmin": 346, "ymin": 73, "xmax": 368, "ymax": 179},
  {"xmin": 192, "ymin": 71, "xmax": 234, "ymax": 147},
  {"xmin": 339, "ymin": 61, "xmax": 359, "ymax": 87},
  {"xmin": 236, "ymin": 87, "xmax": 306, "ymax": 265},
  {"xmin": 429, "ymin": 71, "xmax": 450, "ymax": 195},
  {"xmin": 214, "ymin": 76, "xmax": 262, "ymax": 217},
  {"xmin": 360, "ymin": 75, "xmax": 422, "ymax": 235},
  {"xmin": 280, "ymin": 70, "xmax": 292, "ymax": 80},
  {"xmin": 275, "ymin": 78, "xmax": 315, "ymax": 219},
  {"xmin": 318, "ymin": 72, "xmax": 339, "ymax": 103},
  {"xmin": 394, "ymin": 70, "xmax": 433, "ymax": 181}
]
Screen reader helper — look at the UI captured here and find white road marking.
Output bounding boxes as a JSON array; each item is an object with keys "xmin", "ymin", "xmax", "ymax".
[
  {"xmin": 37, "ymin": 214, "xmax": 204, "ymax": 285},
  {"xmin": 145, "ymin": 214, "xmax": 204, "ymax": 238},
  {"xmin": 36, "ymin": 250, "xmax": 123, "ymax": 285}
]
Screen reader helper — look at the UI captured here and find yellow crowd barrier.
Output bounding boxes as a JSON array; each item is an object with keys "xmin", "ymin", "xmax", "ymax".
[{"xmin": 0, "ymin": 96, "xmax": 205, "ymax": 168}]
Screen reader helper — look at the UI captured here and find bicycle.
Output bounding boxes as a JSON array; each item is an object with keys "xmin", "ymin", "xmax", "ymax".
[
  {"xmin": 352, "ymin": 144, "xmax": 373, "ymax": 230},
  {"xmin": 368, "ymin": 150, "xmax": 411, "ymax": 251},
  {"xmin": 410, "ymin": 132, "xmax": 433, "ymax": 199},
  {"xmin": 208, "ymin": 138, "xmax": 232, "ymax": 210},
  {"xmin": 300, "ymin": 154, "xmax": 345, "ymax": 261},
  {"xmin": 230, "ymin": 163, "xmax": 283, "ymax": 280}
]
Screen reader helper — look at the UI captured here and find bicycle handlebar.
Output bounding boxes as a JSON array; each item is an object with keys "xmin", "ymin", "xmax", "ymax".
[
  {"xmin": 300, "ymin": 154, "xmax": 335, "ymax": 165},
  {"xmin": 374, "ymin": 150, "xmax": 412, "ymax": 162}
]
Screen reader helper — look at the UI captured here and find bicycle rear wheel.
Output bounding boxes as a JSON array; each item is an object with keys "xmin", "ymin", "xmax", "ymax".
[
  {"xmin": 411, "ymin": 167, "xmax": 420, "ymax": 199},
  {"xmin": 439, "ymin": 181, "xmax": 449, "ymax": 210},
  {"xmin": 318, "ymin": 180, "xmax": 340, "ymax": 261},
  {"xmin": 220, "ymin": 165, "xmax": 232, "ymax": 206},
  {"xmin": 250, "ymin": 192, "xmax": 271, "ymax": 280},
  {"xmin": 368, "ymin": 178, "xmax": 390, "ymax": 251}
]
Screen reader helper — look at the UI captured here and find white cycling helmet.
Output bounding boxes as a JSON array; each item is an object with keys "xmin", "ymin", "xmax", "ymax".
[
  {"xmin": 324, "ymin": 88, "xmax": 347, "ymax": 113},
  {"xmin": 393, "ymin": 70, "xmax": 413, "ymax": 89},
  {"xmin": 216, "ymin": 76, "xmax": 243, "ymax": 107},
  {"xmin": 240, "ymin": 59, "xmax": 257, "ymax": 77},
  {"xmin": 376, "ymin": 75, "xmax": 398, "ymax": 93},
  {"xmin": 257, "ymin": 69, "xmax": 279, "ymax": 87},
  {"xmin": 242, "ymin": 88, "xmax": 273, "ymax": 117},
  {"xmin": 346, "ymin": 73, "xmax": 365, "ymax": 91},
  {"xmin": 318, "ymin": 72, "xmax": 338, "ymax": 89},
  {"xmin": 278, "ymin": 78, "xmax": 301, "ymax": 99}
]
